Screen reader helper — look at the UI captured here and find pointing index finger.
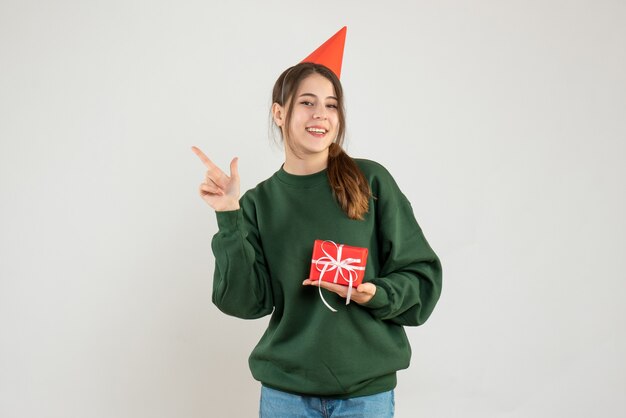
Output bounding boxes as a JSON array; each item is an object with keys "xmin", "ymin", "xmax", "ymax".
[{"xmin": 191, "ymin": 146, "xmax": 216, "ymax": 170}]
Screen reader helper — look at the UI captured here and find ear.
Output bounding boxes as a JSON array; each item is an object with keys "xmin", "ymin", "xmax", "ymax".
[{"xmin": 271, "ymin": 102, "xmax": 285, "ymax": 127}]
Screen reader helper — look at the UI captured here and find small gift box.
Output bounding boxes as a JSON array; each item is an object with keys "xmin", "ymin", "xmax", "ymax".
[
  {"xmin": 309, "ymin": 240, "xmax": 368, "ymax": 288},
  {"xmin": 309, "ymin": 240, "xmax": 368, "ymax": 312}
]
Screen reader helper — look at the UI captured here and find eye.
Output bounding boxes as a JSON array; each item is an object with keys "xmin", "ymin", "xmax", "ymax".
[
  {"xmin": 300, "ymin": 101, "xmax": 314, "ymax": 106},
  {"xmin": 326, "ymin": 104, "xmax": 338, "ymax": 109}
]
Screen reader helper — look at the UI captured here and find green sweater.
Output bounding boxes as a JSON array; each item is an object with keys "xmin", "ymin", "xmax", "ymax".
[{"xmin": 211, "ymin": 159, "xmax": 442, "ymax": 399}]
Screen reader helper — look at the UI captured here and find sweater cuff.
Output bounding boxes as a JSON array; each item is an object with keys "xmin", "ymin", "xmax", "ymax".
[
  {"xmin": 215, "ymin": 209, "xmax": 243, "ymax": 232},
  {"xmin": 361, "ymin": 285, "xmax": 389, "ymax": 310}
]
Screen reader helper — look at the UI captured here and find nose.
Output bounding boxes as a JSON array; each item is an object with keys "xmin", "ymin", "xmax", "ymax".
[{"xmin": 313, "ymin": 104, "xmax": 327, "ymax": 120}]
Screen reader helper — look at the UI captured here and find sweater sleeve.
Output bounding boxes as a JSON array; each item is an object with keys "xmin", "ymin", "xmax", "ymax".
[
  {"xmin": 361, "ymin": 168, "xmax": 443, "ymax": 326},
  {"xmin": 210, "ymin": 196, "xmax": 274, "ymax": 319}
]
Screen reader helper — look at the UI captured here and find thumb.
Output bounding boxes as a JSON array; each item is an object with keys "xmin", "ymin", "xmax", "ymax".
[
  {"xmin": 229, "ymin": 157, "xmax": 239, "ymax": 179},
  {"xmin": 357, "ymin": 283, "xmax": 376, "ymax": 295}
]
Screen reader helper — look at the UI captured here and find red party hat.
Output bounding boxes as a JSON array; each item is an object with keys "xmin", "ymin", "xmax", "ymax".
[{"xmin": 301, "ymin": 26, "xmax": 347, "ymax": 79}]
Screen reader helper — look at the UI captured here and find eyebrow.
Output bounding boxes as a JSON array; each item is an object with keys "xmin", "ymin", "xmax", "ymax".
[{"xmin": 298, "ymin": 93, "xmax": 338, "ymax": 101}]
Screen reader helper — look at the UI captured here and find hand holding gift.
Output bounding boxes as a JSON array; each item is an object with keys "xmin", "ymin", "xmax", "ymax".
[
  {"xmin": 302, "ymin": 278, "xmax": 376, "ymax": 305},
  {"xmin": 303, "ymin": 240, "xmax": 375, "ymax": 311}
]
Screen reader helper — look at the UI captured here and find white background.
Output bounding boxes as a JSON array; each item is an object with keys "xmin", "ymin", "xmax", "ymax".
[{"xmin": 1, "ymin": 1, "xmax": 625, "ymax": 417}]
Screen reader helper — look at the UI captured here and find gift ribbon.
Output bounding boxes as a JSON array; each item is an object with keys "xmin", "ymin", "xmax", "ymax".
[{"xmin": 311, "ymin": 240, "xmax": 365, "ymax": 312}]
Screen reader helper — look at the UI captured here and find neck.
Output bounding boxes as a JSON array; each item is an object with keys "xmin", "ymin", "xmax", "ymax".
[{"xmin": 283, "ymin": 149, "xmax": 329, "ymax": 175}]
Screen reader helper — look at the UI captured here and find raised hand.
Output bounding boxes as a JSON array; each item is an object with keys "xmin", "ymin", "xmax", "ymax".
[{"xmin": 191, "ymin": 146, "xmax": 240, "ymax": 211}]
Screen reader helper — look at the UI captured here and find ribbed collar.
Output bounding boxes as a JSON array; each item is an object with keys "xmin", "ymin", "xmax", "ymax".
[{"xmin": 275, "ymin": 164, "xmax": 328, "ymax": 187}]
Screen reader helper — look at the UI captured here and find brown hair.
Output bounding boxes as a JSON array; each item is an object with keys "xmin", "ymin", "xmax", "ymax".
[{"xmin": 271, "ymin": 62, "xmax": 372, "ymax": 220}]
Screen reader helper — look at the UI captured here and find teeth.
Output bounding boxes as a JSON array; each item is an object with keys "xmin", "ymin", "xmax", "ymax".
[{"xmin": 306, "ymin": 128, "xmax": 326, "ymax": 133}]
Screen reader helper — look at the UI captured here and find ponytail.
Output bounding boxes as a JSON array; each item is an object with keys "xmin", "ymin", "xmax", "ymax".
[{"xmin": 327, "ymin": 143, "xmax": 372, "ymax": 220}]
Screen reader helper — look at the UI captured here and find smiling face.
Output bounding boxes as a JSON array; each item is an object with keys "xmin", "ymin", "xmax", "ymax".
[{"xmin": 274, "ymin": 72, "xmax": 340, "ymax": 161}]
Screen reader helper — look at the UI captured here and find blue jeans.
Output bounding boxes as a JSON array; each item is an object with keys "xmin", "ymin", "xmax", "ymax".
[{"xmin": 260, "ymin": 385, "xmax": 395, "ymax": 418}]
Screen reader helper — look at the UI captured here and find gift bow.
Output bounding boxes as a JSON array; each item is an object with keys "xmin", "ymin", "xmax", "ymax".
[{"xmin": 311, "ymin": 240, "xmax": 365, "ymax": 312}]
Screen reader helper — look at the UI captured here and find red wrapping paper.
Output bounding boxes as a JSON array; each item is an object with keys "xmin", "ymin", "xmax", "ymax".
[{"xmin": 309, "ymin": 240, "xmax": 368, "ymax": 288}]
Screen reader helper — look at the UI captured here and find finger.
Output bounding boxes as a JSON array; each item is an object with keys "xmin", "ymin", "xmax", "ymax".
[
  {"xmin": 356, "ymin": 283, "xmax": 376, "ymax": 295},
  {"xmin": 205, "ymin": 168, "xmax": 228, "ymax": 189},
  {"xmin": 356, "ymin": 283, "xmax": 376, "ymax": 301},
  {"xmin": 200, "ymin": 182, "xmax": 224, "ymax": 196},
  {"xmin": 191, "ymin": 147, "xmax": 231, "ymax": 188},
  {"xmin": 191, "ymin": 146, "xmax": 218, "ymax": 170},
  {"xmin": 230, "ymin": 157, "xmax": 239, "ymax": 179},
  {"xmin": 203, "ymin": 176, "xmax": 221, "ymax": 187},
  {"xmin": 304, "ymin": 280, "xmax": 347, "ymax": 296},
  {"xmin": 207, "ymin": 178, "xmax": 226, "ymax": 194}
]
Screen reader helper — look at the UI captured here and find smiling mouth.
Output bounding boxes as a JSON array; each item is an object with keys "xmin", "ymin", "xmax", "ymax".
[{"xmin": 306, "ymin": 127, "xmax": 327, "ymax": 136}]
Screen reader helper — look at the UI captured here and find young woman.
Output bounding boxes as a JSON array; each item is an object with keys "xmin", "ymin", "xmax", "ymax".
[{"xmin": 192, "ymin": 61, "xmax": 442, "ymax": 417}]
